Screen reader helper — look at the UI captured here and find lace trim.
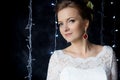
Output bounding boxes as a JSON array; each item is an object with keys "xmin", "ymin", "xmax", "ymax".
[
  {"xmin": 55, "ymin": 46, "xmax": 112, "ymax": 70},
  {"xmin": 60, "ymin": 46, "xmax": 106, "ymax": 61}
]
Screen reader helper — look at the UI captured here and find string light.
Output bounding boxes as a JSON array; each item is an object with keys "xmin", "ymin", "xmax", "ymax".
[
  {"xmin": 56, "ymin": 34, "xmax": 59, "ymax": 37},
  {"xmin": 113, "ymin": 16, "xmax": 115, "ymax": 19},
  {"xmin": 110, "ymin": 2, "xmax": 113, "ymax": 5},
  {"xmin": 116, "ymin": 59, "xmax": 119, "ymax": 62},
  {"xmin": 50, "ymin": 51, "xmax": 54, "ymax": 54},
  {"xmin": 54, "ymin": 12, "xmax": 58, "ymax": 51},
  {"xmin": 109, "ymin": 0, "xmax": 117, "ymax": 49},
  {"xmin": 51, "ymin": 3, "xmax": 55, "ymax": 6},
  {"xmin": 112, "ymin": 44, "xmax": 116, "ymax": 48},
  {"xmin": 25, "ymin": 0, "xmax": 33, "ymax": 80},
  {"xmin": 51, "ymin": 0, "xmax": 58, "ymax": 52},
  {"xmin": 115, "ymin": 29, "xmax": 118, "ymax": 32}
]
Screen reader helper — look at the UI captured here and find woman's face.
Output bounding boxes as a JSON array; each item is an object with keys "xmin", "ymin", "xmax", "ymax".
[{"xmin": 58, "ymin": 7, "xmax": 89, "ymax": 42}]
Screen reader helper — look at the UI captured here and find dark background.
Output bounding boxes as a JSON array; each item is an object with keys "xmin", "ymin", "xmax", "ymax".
[{"xmin": 1, "ymin": 0, "xmax": 120, "ymax": 80}]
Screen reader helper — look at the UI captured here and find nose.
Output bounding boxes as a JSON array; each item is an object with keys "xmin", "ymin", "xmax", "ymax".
[{"xmin": 63, "ymin": 24, "xmax": 70, "ymax": 32}]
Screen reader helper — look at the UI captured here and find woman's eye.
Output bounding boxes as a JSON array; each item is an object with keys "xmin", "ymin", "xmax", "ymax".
[
  {"xmin": 58, "ymin": 23, "xmax": 63, "ymax": 27},
  {"xmin": 69, "ymin": 19, "xmax": 75, "ymax": 23}
]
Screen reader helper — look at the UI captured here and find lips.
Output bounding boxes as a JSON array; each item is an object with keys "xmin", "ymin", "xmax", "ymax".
[{"xmin": 65, "ymin": 33, "xmax": 72, "ymax": 37}]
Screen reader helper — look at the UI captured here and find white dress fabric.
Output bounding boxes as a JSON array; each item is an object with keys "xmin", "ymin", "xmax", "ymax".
[{"xmin": 46, "ymin": 45, "xmax": 117, "ymax": 80}]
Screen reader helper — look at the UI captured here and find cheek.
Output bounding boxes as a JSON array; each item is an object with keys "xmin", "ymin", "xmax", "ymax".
[
  {"xmin": 72, "ymin": 24, "xmax": 84, "ymax": 33},
  {"xmin": 59, "ymin": 27, "xmax": 64, "ymax": 35}
]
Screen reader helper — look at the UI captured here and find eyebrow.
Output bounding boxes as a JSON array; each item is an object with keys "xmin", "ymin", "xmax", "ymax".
[
  {"xmin": 67, "ymin": 17, "xmax": 74, "ymax": 21},
  {"xmin": 58, "ymin": 17, "xmax": 75, "ymax": 23}
]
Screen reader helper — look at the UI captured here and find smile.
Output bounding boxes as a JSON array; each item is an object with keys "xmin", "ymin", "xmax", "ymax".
[{"xmin": 65, "ymin": 33, "xmax": 72, "ymax": 37}]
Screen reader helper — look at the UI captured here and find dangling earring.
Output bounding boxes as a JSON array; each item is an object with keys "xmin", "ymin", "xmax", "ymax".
[{"xmin": 83, "ymin": 32, "xmax": 88, "ymax": 40}]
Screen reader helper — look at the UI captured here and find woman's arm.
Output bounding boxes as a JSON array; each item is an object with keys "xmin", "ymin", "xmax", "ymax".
[
  {"xmin": 111, "ymin": 52, "xmax": 118, "ymax": 80},
  {"xmin": 46, "ymin": 52, "xmax": 60, "ymax": 80}
]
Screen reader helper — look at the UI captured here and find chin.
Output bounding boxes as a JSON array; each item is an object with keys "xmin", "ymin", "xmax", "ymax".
[
  {"xmin": 65, "ymin": 38, "xmax": 75, "ymax": 43},
  {"xmin": 63, "ymin": 35, "xmax": 81, "ymax": 43},
  {"xmin": 65, "ymin": 37, "xmax": 81, "ymax": 43}
]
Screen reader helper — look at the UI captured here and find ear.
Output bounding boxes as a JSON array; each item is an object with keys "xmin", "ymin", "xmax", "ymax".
[{"xmin": 84, "ymin": 19, "xmax": 89, "ymax": 31}]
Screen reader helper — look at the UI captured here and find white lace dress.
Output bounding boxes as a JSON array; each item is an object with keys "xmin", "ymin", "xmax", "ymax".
[{"xmin": 46, "ymin": 46, "xmax": 117, "ymax": 80}]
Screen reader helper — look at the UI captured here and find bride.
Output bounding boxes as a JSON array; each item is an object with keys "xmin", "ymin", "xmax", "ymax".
[{"xmin": 46, "ymin": 0, "xmax": 118, "ymax": 80}]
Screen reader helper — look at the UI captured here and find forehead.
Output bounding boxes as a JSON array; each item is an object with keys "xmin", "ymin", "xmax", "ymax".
[{"xmin": 57, "ymin": 7, "xmax": 81, "ymax": 21}]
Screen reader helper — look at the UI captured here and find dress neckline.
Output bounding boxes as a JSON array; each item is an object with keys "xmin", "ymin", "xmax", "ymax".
[{"xmin": 60, "ymin": 45, "xmax": 107, "ymax": 61}]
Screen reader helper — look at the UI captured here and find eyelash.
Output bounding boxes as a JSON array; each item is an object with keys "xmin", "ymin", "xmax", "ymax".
[
  {"xmin": 58, "ymin": 19, "xmax": 75, "ymax": 27},
  {"xmin": 69, "ymin": 19, "xmax": 75, "ymax": 23},
  {"xmin": 58, "ymin": 23, "xmax": 63, "ymax": 27}
]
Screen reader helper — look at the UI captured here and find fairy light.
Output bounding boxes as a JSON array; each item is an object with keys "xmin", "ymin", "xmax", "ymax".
[
  {"xmin": 115, "ymin": 29, "xmax": 118, "ymax": 32},
  {"xmin": 25, "ymin": 0, "xmax": 33, "ymax": 80},
  {"xmin": 113, "ymin": 16, "xmax": 115, "ymax": 19},
  {"xmin": 112, "ymin": 44, "xmax": 116, "ymax": 48},
  {"xmin": 51, "ymin": 3, "xmax": 55, "ymax": 6},
  {"xmin": 50, "ymin": 51, "xmax": 53, "ymax": 54},
  {"xmin": 50, "ymin": 0, "xmax": 58, "ymax": 52},
  {"xmin": 109, "ymin": 1, "xmax": 117, "ymax": 49},
  {"xmin": 110, "ymin": 0, "xmax": 119, "ymax": 62},
  {"xmin": 110, "ymin": 2, "xmax": 113, "ymax": 5}
]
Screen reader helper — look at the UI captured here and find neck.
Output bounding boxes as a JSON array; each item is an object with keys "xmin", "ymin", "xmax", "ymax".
[{"xmin": 70, "ymin": 39, "xmax": 91, "ymax": 56}]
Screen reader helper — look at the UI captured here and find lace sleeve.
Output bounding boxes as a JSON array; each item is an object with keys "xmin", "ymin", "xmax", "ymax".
[
  {"xmin": 111, "ymin": 51, "xmax": 118, "ymax": 80},
  {"xmin": 46, "ymin": 51, "xmax": 60, "ymax": 80}
]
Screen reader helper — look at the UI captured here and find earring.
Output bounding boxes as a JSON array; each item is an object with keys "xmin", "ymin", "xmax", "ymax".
[{"xmin": 83, "ymin": 33, "xmax": 88, "ymax": 39}]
